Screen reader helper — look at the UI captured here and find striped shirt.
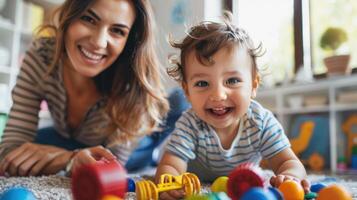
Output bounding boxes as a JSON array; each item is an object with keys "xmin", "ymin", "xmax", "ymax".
[
  {"xmin": 0, "ymin": 38, "xmax": 136, "ymax": 164},
  {"xmin": 166, "ymin": 100, "xmax": 290, "ymax": 181}
]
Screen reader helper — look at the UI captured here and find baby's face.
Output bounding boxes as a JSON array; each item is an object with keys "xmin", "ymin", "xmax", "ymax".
[{"xmin": 183, "ymin": 46, "xmax": 258, "ymax": 135}]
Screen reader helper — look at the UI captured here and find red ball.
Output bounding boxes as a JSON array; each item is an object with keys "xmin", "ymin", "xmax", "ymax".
[{"xmin": 227, "ymin": 163, "xmax": 265, "ymax": 200}]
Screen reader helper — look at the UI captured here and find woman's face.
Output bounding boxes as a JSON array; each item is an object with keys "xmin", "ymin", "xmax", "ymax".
[{"xmin": 64, "ymin": 0, "xmax": 136, "ymax": 77}]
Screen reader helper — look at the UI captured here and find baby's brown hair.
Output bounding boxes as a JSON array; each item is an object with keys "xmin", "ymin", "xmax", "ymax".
[{"xmin": 167, "ymin": 12, "xmax": 263, "ymax": 83}]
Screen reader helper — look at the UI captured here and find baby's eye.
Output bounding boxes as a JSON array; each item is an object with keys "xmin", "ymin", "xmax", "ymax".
[
  {"xmin": 226, "ymin": 77, "xmax": 241, "ymax": 85},
  {"xmin": 194, "ymin": 81, "xmax": 209, "ymax": 87},
  {"xmin": 80, "ymin": 15, "xmax": 95, "ymax": 24}
]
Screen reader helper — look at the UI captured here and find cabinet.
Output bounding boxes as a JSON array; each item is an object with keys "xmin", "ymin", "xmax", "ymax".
[
  {"xmin": 0, "ymin": 0, "xmax": 63, "ymax": 114},
  {"xmin": 256, "ymin": 74, "xmax": 357, "ymax": 172}
]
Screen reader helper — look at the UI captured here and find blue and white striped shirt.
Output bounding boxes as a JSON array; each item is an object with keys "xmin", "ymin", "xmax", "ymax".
[{"xmin": 165, "ymin": 100, "xmax": 290, "ymax": 181}]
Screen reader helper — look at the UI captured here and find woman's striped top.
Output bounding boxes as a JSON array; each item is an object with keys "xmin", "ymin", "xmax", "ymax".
[{"xmin": 0, "ymin": 38, "xmax": 136, "ymax": 164}]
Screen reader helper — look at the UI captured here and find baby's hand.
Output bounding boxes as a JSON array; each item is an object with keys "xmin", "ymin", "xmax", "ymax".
[
  {"xmin": 270, "ymin": 174, "xmax": 310, "ymax": 193},
  {"xmin": 159, "ymin": 189, "xmax": 185, "ymax": 200}
]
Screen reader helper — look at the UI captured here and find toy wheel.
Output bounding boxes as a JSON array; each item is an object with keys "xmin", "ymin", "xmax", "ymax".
[
  {"xmin": 136, "ymin": 180, "xmax": 158, "ymax": 200},
  {"xmin": 182, "ymin": 173, "xmax": 201, "ymax": 196},
  {"xmin": 227, "ymin": 164, "xmax": 264, "ymax": 200},
  {"xmin": 308, "ymin": 153, "xmax": 324, "ymax": 171}
]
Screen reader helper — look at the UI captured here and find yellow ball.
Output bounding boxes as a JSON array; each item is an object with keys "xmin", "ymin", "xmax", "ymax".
[
  {"xmin": 316, "ymin": 184, "xmax": 352, "ymax": 200},
  {"xmin": 278, "ymin": 180, "xmax": 304, "ymax": 200},
  {"xmin": 101, "ymin": 195, "xmax": 123, "ymax": 200},
  {"xmin": 211, "ymin": 176, "xmax": 228, "ymax": 193}
]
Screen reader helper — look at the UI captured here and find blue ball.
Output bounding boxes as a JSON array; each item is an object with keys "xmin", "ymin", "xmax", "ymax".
[
  {"xmin": 310, "ymin": 182, "xmax": 327, "ymax": 193},
  {"xmin": 127, "ymin": 178, "xmax": 136, "ymax": 192},
  {"xmin": 268, "ymin": 187, "xmax": 283, "ymax": 200},
  {"xmin": 0, "ymin": 187, "xmax": 36, "ymax": 200},
  {"xmin": 241, "ymin": 187, "xmax": 276, "ymax": 200}
]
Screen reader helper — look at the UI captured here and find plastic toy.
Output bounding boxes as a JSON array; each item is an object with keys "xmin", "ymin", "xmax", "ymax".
[
  {"xmin": 127, "ymin": 178, "xmax": 135, "ymax": 192},
  {"xmin": 240, "ymin": 187, "xmax": 275, "ymax": 200},
  {"xmin": 136, "ymin": 173, "xmax": 200, "ymax": 200},
  {"xmin": 316, "ymin": 184, "xmax": 352, "ymax": 200},
  {"xmin": 278, "ymin": 180, "xmax": 304, "ymax": 200},
  {"xmin": 211, "ymin": 176, "xmax": 228, "ymax": 193},
  {"xmin": 310, "ymin": 182, "xmax": 327, "ymax": 193},
  {"xmin": 185, "ymin": 192, "xmax": 230, "ymax": 200},
  {"xmin": 342, "ymin": 115, "xmax": 357, "ymax": 165},
  {"xmin": 100, "ymin": 195, "xmax": 123, "ymax": 200},
  {"xmin": 0, "ymin": 187, "xmax": 37, "ymax": 200},
  {"xmin": 267, "ymin": 186, "xmax": 283, "ymax": 200},
  {"xmin": 227, "ymin": 163, "xmax": 265, "ymax": 200},
  {"xmin": 71, "ymin": 160, "xmax": 127, "ymax": 200}
]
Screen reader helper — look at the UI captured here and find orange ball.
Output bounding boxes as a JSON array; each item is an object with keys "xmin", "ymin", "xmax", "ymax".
[
  {"xmin": 278, "ymin": 180, "xmax": 304, "ymax": 200},
  {"xmin": 101, "ymin": 195, "xmax": 123, "ymax": 200},
  {"xmin": 316, "ymin": 184, "xmax": 352, "ymax": 200}
]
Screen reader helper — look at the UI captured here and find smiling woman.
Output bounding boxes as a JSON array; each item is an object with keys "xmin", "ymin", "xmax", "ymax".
[{"xmin": 0, "ymin": 0, "xmax": 172, "ymax": 177}]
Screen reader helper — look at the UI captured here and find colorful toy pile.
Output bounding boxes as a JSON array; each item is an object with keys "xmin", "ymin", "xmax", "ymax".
[{"xmin": 69, "ymin": 160, "xmax": 352, "ymax": 200}]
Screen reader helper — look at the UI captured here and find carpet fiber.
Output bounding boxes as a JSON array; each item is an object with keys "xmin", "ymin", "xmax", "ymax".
[{"xmin": 1, "ymin": 172, "xmax": 357, "ymax": 199}]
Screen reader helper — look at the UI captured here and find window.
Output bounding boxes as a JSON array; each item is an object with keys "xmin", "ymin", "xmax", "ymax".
[
  {"xmin": 310, "ymin": 0, "xmax": 357, "ymax": 74},
  {"xmin": 230, "ymin": 0, "xmax": 357, "ymax": 85},
  {"xmin": 233, "ymin": 0, "xmax": 295, "ymax": 85}
]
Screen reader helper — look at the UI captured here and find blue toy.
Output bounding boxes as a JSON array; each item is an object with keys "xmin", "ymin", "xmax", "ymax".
[
  {"xmin": 0, "ymin": 187, "xmax": 37, "ymax": 200},
  {"xmin": 240, "ymin": 187, "xmax": 276, "ymax": 200},
  {"xmin": 127, "ymin": 178, "xmax": 135, "ymax": 192},
  {"xmin": 310, "ymin": 182, "xmax": 327, "ymax": 193},
  {"xmin": 268, "ymin": 186, "xmax": 283, "ymax": 200}
]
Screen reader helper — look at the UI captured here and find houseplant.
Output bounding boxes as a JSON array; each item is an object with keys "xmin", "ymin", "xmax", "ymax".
[{"xmin": 320, "ymin": 27, "xmax": 351, "ymax": 75}]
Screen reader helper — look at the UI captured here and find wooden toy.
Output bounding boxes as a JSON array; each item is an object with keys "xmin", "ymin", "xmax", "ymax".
[
  {"xmin": 290, "ymin": 121, "xmax": 325, "ymax": 171},
  {"xmin": 135, "ymin": 173, "xmax": 200, "ymax": 200},
  {"xmin": 342, "ymin": 115, "xmax": 357, "ymax": 164},
  {"xmin": 211, "ymin": 176, "xmax": 228, "ymax": 193},
  {"xmin": 278, "ymin": 180, "xmax": 304, "ymax": 200},
  {"xmin": 71, "ymin": 160, "xmax": 127, "ymax": 200},
  {"xmin": 316, "ymin": 184, "xmax": 352, "ymax": 200},
  {"xmin": 227, "ymin": 163, "xmax": 265, "ymax": 200},
  {"xmin": 0, "ymin": 187, "xmax": 37, "ymax": 200}
]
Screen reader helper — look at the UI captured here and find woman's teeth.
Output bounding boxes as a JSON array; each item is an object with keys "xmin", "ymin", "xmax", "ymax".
[{"xmin": 80, "ymin": 47, "xmax": 103, "ymax": 60}]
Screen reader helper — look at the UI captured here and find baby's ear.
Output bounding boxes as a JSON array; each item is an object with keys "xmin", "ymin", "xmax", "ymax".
[
  {"xmin": 181, "ymin": 81, "xmax": 190, "ymax": 99},
  {"xmin": 251, "ymin": 75, "xmax": 260, "ymax": 99}
]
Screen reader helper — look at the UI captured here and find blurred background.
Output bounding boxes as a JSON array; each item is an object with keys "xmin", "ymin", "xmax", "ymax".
[{"xmin": 0, "ymin": 0, "xmax": 357, "ymax": 173}]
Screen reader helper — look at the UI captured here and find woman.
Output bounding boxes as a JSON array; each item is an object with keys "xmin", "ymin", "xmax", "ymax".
[{"xmin": 0, "ymin": 0, "xmax": 173, "ymax": 176}]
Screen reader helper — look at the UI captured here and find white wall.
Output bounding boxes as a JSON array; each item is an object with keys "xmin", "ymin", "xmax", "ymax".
[{"xmin": 151, "ymin": 0, "xmax": 223, "ymax": 91}]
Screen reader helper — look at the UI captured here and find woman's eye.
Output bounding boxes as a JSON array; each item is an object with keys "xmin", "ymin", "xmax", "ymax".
[
  {"xmin": 226, "ymin": 78, "xmax": 241, "ymax": 85},
  {"xmin": 194, "ymin": 81, "xmax": 208, "ymax": 87},
  {"xmin": 111, "ymin": 28, "xmax": 125, "ymax": 36},
  {"xmin": 80, "ymin": 15, "xmax": 95, "ymax": 24}
]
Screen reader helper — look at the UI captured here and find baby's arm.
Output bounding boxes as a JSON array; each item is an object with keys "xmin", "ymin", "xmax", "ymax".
[
  {"xmin": 268, "ymin": 148, "xmax": 310, "ymax": 192},
  {"xmin": 155, "ymin": 152, "xmax": 188, "ymax": 199}
]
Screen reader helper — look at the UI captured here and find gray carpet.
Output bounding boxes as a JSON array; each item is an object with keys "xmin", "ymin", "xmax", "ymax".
[{"xmin": 1, "ymin": 171, "xmax": 357, "ymax": 199}]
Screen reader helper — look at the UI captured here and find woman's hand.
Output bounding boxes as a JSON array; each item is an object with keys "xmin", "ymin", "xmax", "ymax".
[
  {"xmin": 70, "ymin": 146, "xmax": 116, "ymax": 173},
  {"xmin": 270, "ymin": 174, "xmax": 310, "ymax": 193},
  {"xmin": 0, "ymin": 142, "xmax": 70, "ymax": 176}
]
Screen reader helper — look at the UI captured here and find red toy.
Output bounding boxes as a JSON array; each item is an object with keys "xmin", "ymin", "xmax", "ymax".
[
  {"xmin": 227, "ymin": 163, "xmax": 265, "ymax": 200},
  {"xmin": 71, "ymin": 160, "xmax": 127, "ymax": 200}
]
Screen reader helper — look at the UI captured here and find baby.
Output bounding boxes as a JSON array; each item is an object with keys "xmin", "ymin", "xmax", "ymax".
[{"xmin": 156, "ymin": 12, "xmax": 310, "ymax": 199}]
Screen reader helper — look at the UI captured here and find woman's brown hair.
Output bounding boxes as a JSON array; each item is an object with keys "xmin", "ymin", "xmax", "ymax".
[{"xmin": 39, "ymin": 0, "xmax": 169, "ymax": 141}]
